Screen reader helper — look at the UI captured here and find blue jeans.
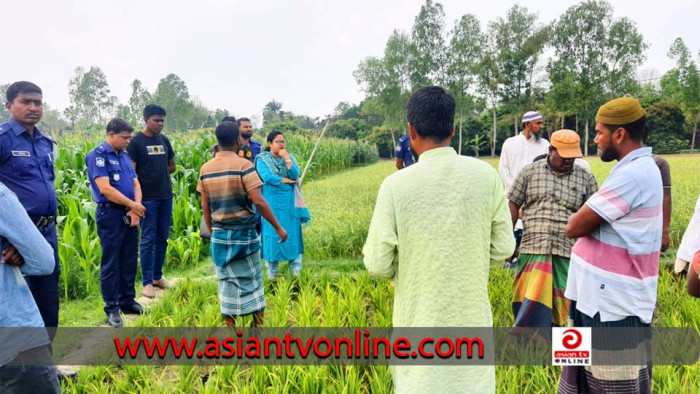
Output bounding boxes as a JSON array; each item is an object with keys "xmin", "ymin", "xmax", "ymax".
[
  {"xmin": 140, "ymin": 199, "xmax": 173, "ymax": 285},
  {"xmin": 0, "ymin": 346, "xmax": 60, "ymax": 394},
  {"xmin": 267, "ymin": 255, "xmax": 302, "ymax": 276}
]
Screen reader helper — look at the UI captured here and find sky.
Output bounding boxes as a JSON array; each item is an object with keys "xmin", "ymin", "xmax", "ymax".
[{"xmin": 2, "ymin": 0, "xmax": 698, "ymax": 125}]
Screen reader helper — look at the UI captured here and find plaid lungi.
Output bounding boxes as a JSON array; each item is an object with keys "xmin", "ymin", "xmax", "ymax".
[
  {"xmin": 214, "ymin": 250, "xmax": 265, "ymax": 317},
  {"xmin": 558, "ymin": 301, "xmax": 652, "ymax": 394}
]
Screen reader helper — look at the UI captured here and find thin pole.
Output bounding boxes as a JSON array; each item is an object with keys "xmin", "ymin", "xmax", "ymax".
[{"xmin": 299, "ymin": 120, "xmax": 330, "ymax": 187}]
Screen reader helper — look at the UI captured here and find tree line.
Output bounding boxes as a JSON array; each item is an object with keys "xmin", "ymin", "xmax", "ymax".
[
  {"xmin": 2, "ymin": 0, "xmax": 698, "ymax": 157},
  {"xmin": 352, "ymin": 0, "xmax": 700, "ymax": 156}
]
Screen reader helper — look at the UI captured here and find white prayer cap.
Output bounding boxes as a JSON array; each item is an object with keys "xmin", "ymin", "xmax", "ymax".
[{"xmin": 521, "ymin": 111, "xmax": 542, "ymax": 123}]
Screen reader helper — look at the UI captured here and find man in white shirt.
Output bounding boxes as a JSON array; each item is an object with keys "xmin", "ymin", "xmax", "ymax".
[{"xmin": 499, "ymin": 111, "xmax": 550, "ymax": 268}]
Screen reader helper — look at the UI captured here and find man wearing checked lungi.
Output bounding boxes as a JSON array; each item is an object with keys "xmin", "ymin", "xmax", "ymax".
[
  {"xmin": 198, "ymin": 121, "xmax": 287, "ymax": 327},
  {"xmin": 508, "ymin": 130, "xmax": 598, "ymax": 335}
]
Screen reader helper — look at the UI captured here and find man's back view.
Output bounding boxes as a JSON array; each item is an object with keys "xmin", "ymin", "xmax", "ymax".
[{"xmin": 363, "ymin": 86, "xmax": 515, "ymax": 394}]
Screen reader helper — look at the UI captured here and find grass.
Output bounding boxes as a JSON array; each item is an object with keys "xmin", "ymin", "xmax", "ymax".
[{"xmin": 59, "ymin": 153, "xmax": 700, "ymax": 392}]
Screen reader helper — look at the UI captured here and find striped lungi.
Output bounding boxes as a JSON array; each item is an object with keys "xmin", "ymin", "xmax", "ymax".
[
  {"xmin": 214, "ymin": 250, "xmax": 265, "ymax": 317},
  {"xmin": 558, "ymin": 300, "xmax": 652, "ymax": 394},
  {"xmin": 512, "ymin": 253, "xmax": 570, "ymax": 327}
]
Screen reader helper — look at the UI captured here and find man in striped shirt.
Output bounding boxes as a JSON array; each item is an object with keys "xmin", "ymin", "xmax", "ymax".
[
  {"xmin": 559, "ymin": 98, "xmax": 661, "ymax": 394},
  {"xmin": 198, "ymin": 121, "xmax": 287, "ymax": 327}
]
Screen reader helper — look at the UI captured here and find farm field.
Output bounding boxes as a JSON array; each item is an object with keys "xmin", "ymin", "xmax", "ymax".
[{"xmin": 58, "ymin": 153, "xmax": 700, "ymax": 393}]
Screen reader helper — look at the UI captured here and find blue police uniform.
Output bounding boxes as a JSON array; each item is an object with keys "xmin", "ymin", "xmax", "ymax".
[
  {"xmin": 0, "ymin": 118, "xmax": 60, "ymax": 328},
  {"xmin": 250, "ymin": 139, "xmax": 262, "ymax": 161},
  {"xmin": 86, "ymin": 142, "xmax": 140, "ymax": 316},
  {"xmin": 394, "ymin": 134, "xmax": 415, "ymax": 167}
]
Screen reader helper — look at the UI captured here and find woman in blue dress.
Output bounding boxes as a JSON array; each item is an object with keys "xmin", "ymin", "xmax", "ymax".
[{"xmin": 255, "ymin": 131, "xmax": 310, "ymax": 278}]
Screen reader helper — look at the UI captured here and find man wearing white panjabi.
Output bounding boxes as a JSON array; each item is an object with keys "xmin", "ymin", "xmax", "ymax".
[
  {"xmin": 498, "ymin": 111, "xmax": 550, "ymax": 267},
  {"xmin": 675, "ymin": 194, "xmax": 700, "ymax": 274}
]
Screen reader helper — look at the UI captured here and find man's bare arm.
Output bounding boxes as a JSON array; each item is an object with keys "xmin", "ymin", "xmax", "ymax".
[{"xmin": 566, "ymin": 205, "xmax": 604, "ymax": 239}]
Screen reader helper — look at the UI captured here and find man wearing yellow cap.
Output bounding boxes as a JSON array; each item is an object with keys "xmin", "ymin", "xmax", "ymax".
[
  {"xmin": 560, "ymin": 97, "xmax": 661, "ymax": 394},
  {"xmin": 507, "ymin": 130, "xmax": 597, "ymax": 334}
]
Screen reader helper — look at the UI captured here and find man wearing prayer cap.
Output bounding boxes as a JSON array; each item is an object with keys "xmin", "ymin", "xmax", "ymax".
[
  {"xmin": 498, "ymin": 110, "xmax": 550, "ymax": 268},
  {"xmin": 560, "ymin": 97, "xmax": 661, "ymax": 394},
  {"xmin": 508, "ymin": 130, "xmax": 597, "ymax": 335}
]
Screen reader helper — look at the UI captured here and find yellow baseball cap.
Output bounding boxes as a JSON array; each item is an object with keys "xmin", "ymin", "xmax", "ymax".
[{"xmin": 551, "ymin": 129, "xmax": 582, "ymax": 158}]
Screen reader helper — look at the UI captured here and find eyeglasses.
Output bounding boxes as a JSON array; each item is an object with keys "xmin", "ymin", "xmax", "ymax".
[{"xmin": 273, "ymin": 140, "xmax": 286, "ymax": 145}]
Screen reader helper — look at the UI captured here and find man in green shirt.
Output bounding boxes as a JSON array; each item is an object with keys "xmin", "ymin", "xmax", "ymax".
[{"xmin": 363, "ymin": 86, "xmax": 514, "ymax": 394}]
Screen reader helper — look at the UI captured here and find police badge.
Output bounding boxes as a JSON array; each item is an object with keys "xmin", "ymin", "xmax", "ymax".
[
  {"xmin": 96, "ymin": 157, "xmax": 105, "ymax": 167},
  {"xmin": 113, "ymin": 173, "xmax": 120, "ymax": 181}
]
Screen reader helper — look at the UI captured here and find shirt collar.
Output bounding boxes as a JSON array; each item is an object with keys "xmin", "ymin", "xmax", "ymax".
[
  {"xmin": 611, "ymin": 146, "xmax": 652, "ymax": 173},
  {"xmin": 415, "ymin": 146, "xmax": 456, "ymax": 162},
  {"xmin": 8, "ymin": 117, "xmax": 45, "ymax": 139},
  {"xmin": 101, "ymin": 141, "xmax": 117, "ymax": 154},
  {"xmin": 216, "ymin": 151, "xmax": 238, "ymax": 158}
]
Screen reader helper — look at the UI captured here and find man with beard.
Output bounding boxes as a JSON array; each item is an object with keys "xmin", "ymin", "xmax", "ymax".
[
  {"xmin": 126, "ymin": 105, "xmax": 176, "ymax": 299},
  {"xmin": 560, "ymin": 97, "xmax": 661, "ymax": 394},
  {"xmin": 237, "ymin": 117, "xmax": 261, "ymax": 162},
  {"xmin": 499, "ymin": 111, "xmax": 550, "ymax": 267}
]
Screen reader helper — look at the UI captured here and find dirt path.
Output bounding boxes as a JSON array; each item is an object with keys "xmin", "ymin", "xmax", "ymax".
[{"xmin": 57, "ymin": 278, "xmax": 185, "ymax": 368}]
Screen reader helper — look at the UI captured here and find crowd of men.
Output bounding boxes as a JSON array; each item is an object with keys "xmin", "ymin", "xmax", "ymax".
[
  {"xmin": 1, "ymin": 79, "xmax": 699, "ymax": 393},
  {"xmin": 369, "ymin": 87, "xmax": 700, "ymax": 394}
]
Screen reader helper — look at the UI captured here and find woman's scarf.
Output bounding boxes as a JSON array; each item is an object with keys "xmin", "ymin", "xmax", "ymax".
[{"xmin": 256, "ymin": 151, "xmax": 310, "ymax": 224}]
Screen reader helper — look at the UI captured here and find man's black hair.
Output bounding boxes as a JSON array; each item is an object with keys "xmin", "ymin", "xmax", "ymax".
[
  {"xmin": 237, "ymin": 117, "xmax": 251, "ymax": 126},
  {"xmin": 221, "ymin": 116, "xmax": 237, "ymax": 123},
  {"xmin": 216, "ymin": 121, "xmax": 240, "ymax": 149},
  {"xmin": 6, "ymin": 81, "xmax": 42, "ymax": 103},
  {"xmin": 405, "ymin": 86, "xmax": 456, "ymax": 141},
  {"xmin": 603, "ymin": 116, "xmax": 647, "ymax": 143},
  {"xmin": 107, "ymin": 118, "xmax": 134, "ymax": 134},
  {"xmin": 143, "ymin": 104, "xmax": 167, "ymax": 121}
]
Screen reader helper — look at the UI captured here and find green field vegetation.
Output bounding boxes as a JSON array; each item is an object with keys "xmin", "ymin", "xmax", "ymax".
[{"xmin": 57, "ymin": 153, "xmax": 700, "ymax": 392}]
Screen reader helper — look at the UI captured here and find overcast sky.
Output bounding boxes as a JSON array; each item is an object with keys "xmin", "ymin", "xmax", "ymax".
[{"xmin": 2, "ymin": 0, "xmax": 698, "ymax": 124}]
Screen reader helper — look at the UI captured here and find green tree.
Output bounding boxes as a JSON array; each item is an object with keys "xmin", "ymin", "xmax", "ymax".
[
  {"xmin": 409, "ymin": 0, "xmax": 447, "ymax": 88},
  {"xmin": 263, "ymin": 100, "xmax": 283, "ymax": 126},
  {"xmin": 667, "ymin": 37, "xmax": 700, "ymax": 151},
  {"xmin": 153, "ymin": 73, "xmax": 194, "ymax": 132},
  {"xmin": 492, "ymin": 5, "xmax": 550, "ymax": 136},
  {"xmin": 0, "ymin": 83, "xmax": 9, "ymax": 121},
  {"xmin": 126, "ymin": 79, "xmax": 152, "ymax": 126},
  {"xmin": 548, "ymin": 0, "xmax": 646, "ymax": 155},
  {"xmin": 213, "ymin": 108, "xmax": 230, "ymax": 122},
  {"xmin": 446, "ymin": 14, "xmax": 483, "ymax": 154},
  {"xmin": 646, "ymin": 100, "xmax": 688, "ymax": 153},
  {"xmin": 65, "ymin": 66, "xmax": 117, "ymax": 128},
  {"xmin": 476, "ymin": 31, "xmax": 501, "ymax": 156},
  {"xmin": 38, "ymin": 103, "xmax": 70, "ymax": 135}
]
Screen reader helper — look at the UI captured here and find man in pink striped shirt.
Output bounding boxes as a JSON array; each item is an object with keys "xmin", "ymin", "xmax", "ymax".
[{"xmin": 558, "ymin": 98, "xmax": 661, "ymax": 394}]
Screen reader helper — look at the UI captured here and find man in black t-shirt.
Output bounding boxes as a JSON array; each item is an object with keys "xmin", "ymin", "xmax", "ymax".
[{"xmin": 126, "ymin": 105, "xmax": 176, "ymax": 299}]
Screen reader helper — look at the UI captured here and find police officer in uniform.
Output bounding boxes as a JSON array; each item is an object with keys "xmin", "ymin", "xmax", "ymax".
[
  {"xmin": 86, "ymin": 118, "xmax": 147, "ymax": 327},
  {"xmin": 0, "ymin": 82, "xmax": 61, "ymax": 329},
  {"xmin": 395, "ymin": 133, "xmax": 417, "ymax": 170}
]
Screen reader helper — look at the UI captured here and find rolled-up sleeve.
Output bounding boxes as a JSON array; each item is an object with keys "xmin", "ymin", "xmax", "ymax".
[{"xmin": 363, "ymin": 180, "xmax": 398, "ymax": 279}]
